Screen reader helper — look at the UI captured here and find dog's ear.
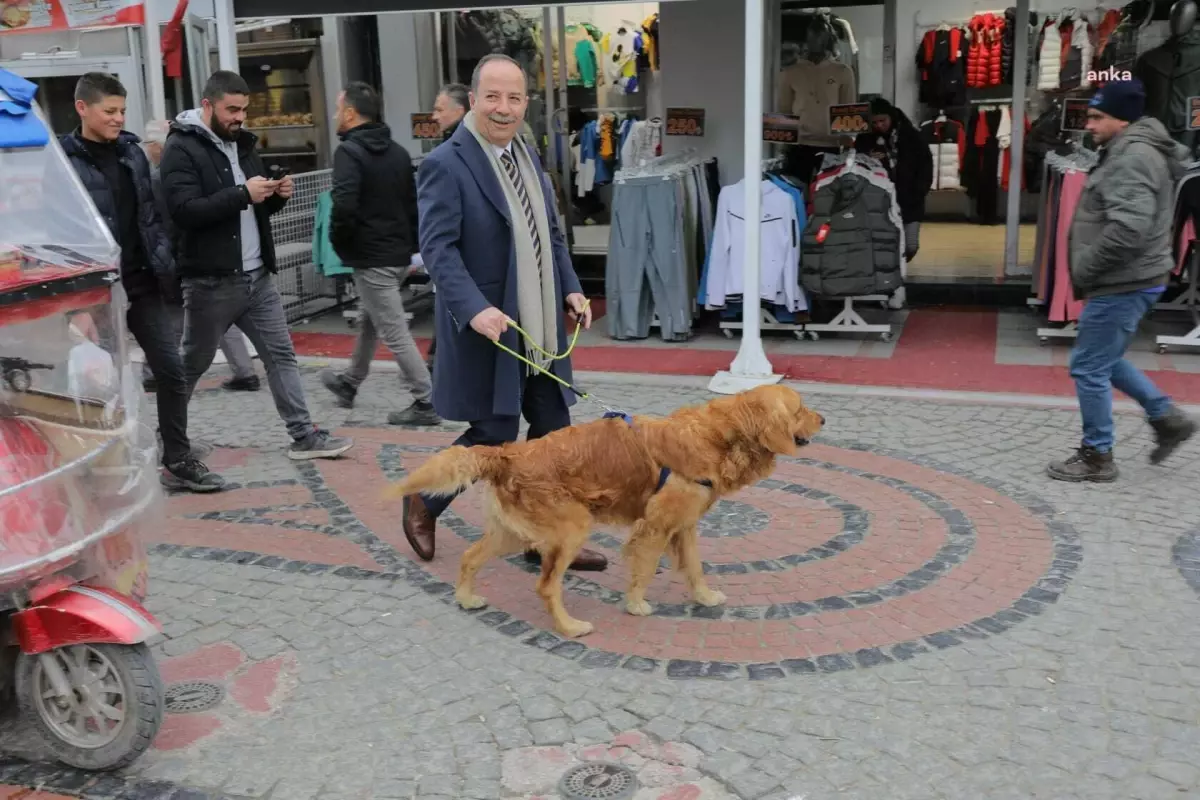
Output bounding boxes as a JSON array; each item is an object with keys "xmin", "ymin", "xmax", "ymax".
[{"xmin": 733, "ymin": 389, "xmax": 797, "ymax": 455}]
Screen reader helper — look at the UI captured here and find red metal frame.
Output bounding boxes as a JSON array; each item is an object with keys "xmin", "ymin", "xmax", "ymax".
[{"xmin": 11, "ymin": 583, "xmax": 160, "ymax": 655}]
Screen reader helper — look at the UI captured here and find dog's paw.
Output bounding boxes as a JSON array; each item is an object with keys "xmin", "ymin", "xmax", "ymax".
[
  {"xmin": 693, "ymin": 588, "xmax": 726, "ymax": 608},
  {"xmin": 625, "ymin": 598, "xmax": 653, "ymax": 616},
  {"xmin": 456, "ymin": 592, "xmax": 488, "ymax": 610},
  {"xmin": 560, "ymin": 619, "xmax": 594, "ymax": 638}
]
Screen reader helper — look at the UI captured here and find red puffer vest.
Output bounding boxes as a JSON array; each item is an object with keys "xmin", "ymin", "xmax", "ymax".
[{"xmin": 967, "ymin": 13, "xmax": 1006, "ymax": 87}]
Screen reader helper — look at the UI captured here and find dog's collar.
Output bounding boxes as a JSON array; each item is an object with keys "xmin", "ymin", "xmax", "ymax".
[{"xmin": 604, "ymin": 411, "xmax": 714, "ymax": 492}]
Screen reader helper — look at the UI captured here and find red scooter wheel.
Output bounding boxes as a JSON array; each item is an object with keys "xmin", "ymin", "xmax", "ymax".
[{"xmin": 15, "ymin": 642, "xmax": 163, "ymax": 770}]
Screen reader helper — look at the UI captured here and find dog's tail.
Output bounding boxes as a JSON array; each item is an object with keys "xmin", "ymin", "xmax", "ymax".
[{"xmin": 381, "ymin": 445, "xmax": 503, "ymax": 501}]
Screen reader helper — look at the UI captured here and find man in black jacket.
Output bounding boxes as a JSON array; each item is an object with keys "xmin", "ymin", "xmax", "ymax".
[
  {"xmin": 62, "ymin": 72, "xmax": 225, "ymax": 493},
  {"xmin": 160, "ymin": 70, "xmax": 352, "ymax": 461},
  {"xmin": 319, "ymin": 82, "xmax": 439, "ymax": 426},
  {"xmin": 141, "ymin": 118, "xmax": 260, "ymax": 395}
]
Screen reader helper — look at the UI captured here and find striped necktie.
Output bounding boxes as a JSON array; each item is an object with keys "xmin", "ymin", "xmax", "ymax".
[{"xmin": 500, "ymin": 150, "xmax": 544, "ymax": 273}]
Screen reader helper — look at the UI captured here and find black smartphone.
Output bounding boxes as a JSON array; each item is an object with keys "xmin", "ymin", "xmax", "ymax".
[{"xmin": 268, "ymin": 165, "xmax": 290, "ymax": 180}]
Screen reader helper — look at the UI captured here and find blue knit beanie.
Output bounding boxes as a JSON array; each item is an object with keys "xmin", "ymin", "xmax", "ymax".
[{"xmin": 1088, "ymin": 80, "xmax": 1146, "ymax": 122}]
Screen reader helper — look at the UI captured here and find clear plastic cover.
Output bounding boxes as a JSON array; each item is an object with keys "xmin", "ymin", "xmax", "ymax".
[
  {"xmin": 0, "ymin": 80, "xmax": 160, "ymax": 602},
  {"xmin": 0, "ymin": 78, "xmax": 119, "ymax": 294}
]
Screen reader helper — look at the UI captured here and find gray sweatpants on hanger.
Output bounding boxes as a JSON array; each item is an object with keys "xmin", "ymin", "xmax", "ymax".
[{"xmin": 606, "ymin": 176, "xmax": 690, "ymax": 341}]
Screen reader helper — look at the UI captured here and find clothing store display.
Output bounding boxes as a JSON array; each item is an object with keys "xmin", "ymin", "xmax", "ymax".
[
  {"xmin": 963, "ymin": 106, "xmax": 1004, "ymax": 223},
  {"xmin": 606, "ymin": 158, "xmax": 717, "ymax": 341},
  {"xmin": 777, "ymin": 57, "xmax": 857, "ymax": 145},
  {"xmin": 454, "ymin": 10, "xmax": 539, "ymax": 78},
  {"xmin": 781, "ymin": 9, "xmax": 859, "ymax": 80},
  {"xmin": 917, "ymin": 27, "xmax": 968, "ymax": 109},
  {"xmin": 1136, "ymin": 27, "xmax": 1200, "ymax": 153},
  {"xmin": 919, "ymin": 115, "xmax": 966, "ymax": 191},
  {"xmin": 601, "ymin": 26, "xmax": 642, "ymax": 93},
  {"xmin": 703, "ymin": 179, "xmax": 806, "ymax": 315},
  {"xmin": 642, "ymin": 13, "xmax": 659, "ymax": 71},
  {"xmin": 1032, "ymin": 148, "xmax": 1097, "ymax": 317},
  {"xmin": 1037, "ymin": 16, "xmax": 1064, "ymax": 89},
  {"xmin": 620, "ymin": 119, "xmax": 662, "ymax": 168},
  {"xmin": 967, "ymin": 13, "xmax": 1005, "ymax": 88},
  {"xmin": 1095, "ymin": 0, "xmax": 1154, "ymax": 81},
  {"xmin": 801, "ymin": 154, "xmax": 905, "ymax": 298}
]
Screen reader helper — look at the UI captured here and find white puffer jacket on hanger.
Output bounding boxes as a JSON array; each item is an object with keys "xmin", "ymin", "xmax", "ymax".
[
  {"xmin": 1073, "ymin": 13, "xmax": 1094, "ymax": 88},
  {"xmin": 1037, "ymin": 16, "xmax": 1061, "ymax": 89}
]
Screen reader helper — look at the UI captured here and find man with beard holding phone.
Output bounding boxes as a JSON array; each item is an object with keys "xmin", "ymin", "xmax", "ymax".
[{"xmin": 161, "ymin": 70, "xmax": 352, "ymax": 461}]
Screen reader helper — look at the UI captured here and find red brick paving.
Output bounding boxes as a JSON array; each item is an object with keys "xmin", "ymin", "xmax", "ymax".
[
  {"xmin": 153, "ymin": 643, "xmax": 297, "ymax": 752},
  {"xmin": 302, "ymin": 430, "xmax": 1055, "ymax": 664},
  {"xmin": 160, "ymin": 426, "xmax": 1055, "ymax": 666}
]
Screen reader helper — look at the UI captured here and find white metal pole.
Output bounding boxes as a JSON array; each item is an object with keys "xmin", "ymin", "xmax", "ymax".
[
  {"xmin": 710, "ymin": 0, "xmax": 780, "ymax": 393},
  {"xmin": 143, "ymin": 22, "xmax": 166, "ymax": 121},
  {"xmin": 214, "ymin": 0, "xmax": 238, "ymax": 72}
]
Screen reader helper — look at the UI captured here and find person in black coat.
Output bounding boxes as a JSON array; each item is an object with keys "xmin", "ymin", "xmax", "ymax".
[
  {"xmin": 856, "ymin": 97, "xmax": 934, "ymax": 261},
  {"xmin": 423, "ymin": 82, "xmax": 470, "ymax": 374},
  {"xmin": 160, "ymin": 70, "xmax": 352, "ymax": 462},
  {"xmin": 61, "ymin": 72, "xmax": 225, "ymax": 493},
  {"xmin": 318, "ymin": 82, "xmax": 439, "ymax": 427}
]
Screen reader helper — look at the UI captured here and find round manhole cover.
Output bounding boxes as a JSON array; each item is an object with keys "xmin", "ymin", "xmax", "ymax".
[
  {"xmin": 558, "ymin": 762, "xmax": 638, "ymax": 800},
  {"xmin": 164, "ymin": 681, "xmax": 225, "ymax": 714}
]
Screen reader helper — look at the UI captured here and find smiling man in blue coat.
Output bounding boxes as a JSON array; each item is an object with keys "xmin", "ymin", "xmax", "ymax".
[{"xmin": 403, "ymin": 53, "xmax": 607, "ymax": 573}]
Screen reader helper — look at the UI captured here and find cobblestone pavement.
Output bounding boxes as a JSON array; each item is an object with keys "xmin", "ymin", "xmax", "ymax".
[{"xmin": 1, "ymin": 366, "xmax": 1199, "ymax": 800}]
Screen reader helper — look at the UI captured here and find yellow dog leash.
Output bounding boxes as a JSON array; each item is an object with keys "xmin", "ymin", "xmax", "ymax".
[{"xmin": 488, "ymin": 298, "xmax": 619, "ymax": 414}]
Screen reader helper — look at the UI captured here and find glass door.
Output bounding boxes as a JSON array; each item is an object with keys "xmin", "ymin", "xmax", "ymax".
[
  {"xmin": 185, "ymin": 11, "xmax": 214, "ymax": 106},
  {"xmin": 5, "ymin": 58, "xmax": 145, "ymax": 137}
]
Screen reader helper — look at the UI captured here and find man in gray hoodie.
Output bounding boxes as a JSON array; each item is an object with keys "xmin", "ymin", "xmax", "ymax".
[{"xmin": 1049, "ymin": 80, "xmax": 1196, "ymax": 482}]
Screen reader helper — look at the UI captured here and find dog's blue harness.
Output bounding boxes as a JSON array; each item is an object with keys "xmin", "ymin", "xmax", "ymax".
[{"xmin": 603, "ymin": 411, "xmax": 714, "ymax": 493}]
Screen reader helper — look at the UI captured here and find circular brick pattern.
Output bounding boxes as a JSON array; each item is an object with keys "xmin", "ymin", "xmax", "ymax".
[
  {"xmin": 159, "ymin": 432, "xmax": 1082, "ymax": 680},
  {"xmin": 696, "ymin": 500, "xmax": 770, "ymax": 539}
]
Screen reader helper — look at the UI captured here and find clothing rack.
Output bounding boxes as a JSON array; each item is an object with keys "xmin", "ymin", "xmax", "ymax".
[
  {"xmin": 1156, "ymin": 167, "xmax": 1200, "ymax": 352},
  {"xmin": 614, "ymin": 145, "xmax": 696, "ymax": 181},
  {"xmin": 801, "ymin": 149, "xmax": 896, "ymax": 342}
]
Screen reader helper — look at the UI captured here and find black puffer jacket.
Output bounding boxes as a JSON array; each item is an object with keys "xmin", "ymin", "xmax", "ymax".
[
  {"xmin": 1002, "ymin": 8, "xmax": 1015, "ymax": 83},
  {"xmin": 59, "ymin": 131, "xmax": 173, "ymax": 300},
  {"xmin": 330, "ymin": 122, "xmax": 418, "ymax": 269},
  {"xmin": 801, "ymin": 172, "xmax": 903, "ymax": 298},
  {"xmin": 159, "ymin": 109, "xmax": 287, "ymax": 277},
  {"xmin": 1136, "ymin": 28, "xmax": 1200, "ymax": 155}
]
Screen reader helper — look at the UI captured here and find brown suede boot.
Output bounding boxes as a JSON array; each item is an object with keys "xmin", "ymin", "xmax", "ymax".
[
  {"xmin": 1149, "ymin": 406, "xmax": 1196, "ymax": 465},
  {"xmin": 402, "ymin": 495, "xmax": 436, "ymax": 561},
  {"xmin": 1047, "ymin": 446, "xmax": 1118, "ymax": 483}
]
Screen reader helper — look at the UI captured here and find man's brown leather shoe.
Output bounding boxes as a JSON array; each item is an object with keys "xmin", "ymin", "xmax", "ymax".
[
  {"xmin": 402, "ymin": 495, "xmax": 436, "ymax": 561},
  {"xmin": 523, "ymin": 547, "xmax": 608, "ymax": 571}
]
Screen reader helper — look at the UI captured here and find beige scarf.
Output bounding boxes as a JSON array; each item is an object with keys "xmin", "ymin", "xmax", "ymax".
[{"xmin": 463, "ymin": 110, "xmax": 558, "ymax": 370}]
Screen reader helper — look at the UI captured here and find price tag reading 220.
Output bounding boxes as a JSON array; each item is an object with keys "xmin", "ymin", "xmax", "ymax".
[
  {"xmin": 411, "ymin": 113, "xmax": 441, "ymax": 140},
  {"xmin": 829, "ymin": 102, "xmax": 870, "ymax": 136}
]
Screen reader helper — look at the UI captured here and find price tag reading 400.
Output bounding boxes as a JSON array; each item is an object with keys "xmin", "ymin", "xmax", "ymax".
[
  {"xmin": 665, "ymin": 107, "xmax": 705, "ymax": 137},
  {"xmin": 762, "ymin": 113, "xmax": 801, "ymax": 145},
  {"xmin": 411, "ymin": 113, "xmax": 441, "ymax": 140},
  {"xmin": 829, "ymin": 102, "xmax": 870, "ymax": 136}
]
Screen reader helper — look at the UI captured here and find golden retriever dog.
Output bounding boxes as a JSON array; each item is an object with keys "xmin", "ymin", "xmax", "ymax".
[{"xmin": 384, "ymin": 384, "xmax": 824, "ymax": 638}]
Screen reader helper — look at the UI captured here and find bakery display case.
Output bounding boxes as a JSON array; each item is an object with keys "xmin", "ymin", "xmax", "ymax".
[{"xmin": 238, "ymin": 38, "xmax": 329, "ymax": 173}]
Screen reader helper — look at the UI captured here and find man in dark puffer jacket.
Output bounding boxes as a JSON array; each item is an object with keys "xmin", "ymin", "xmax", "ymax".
[{"xmin": 61, "ymin": 73, "xmax": 225, "ymax": 494}]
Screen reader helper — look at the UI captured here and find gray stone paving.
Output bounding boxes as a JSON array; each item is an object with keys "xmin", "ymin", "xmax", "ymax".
[{"xmin": 7, "ymin": 365, "xmax": 1200, "ymax": 799}]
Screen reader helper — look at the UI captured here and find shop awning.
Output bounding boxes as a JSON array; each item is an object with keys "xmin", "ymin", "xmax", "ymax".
[{"xmin": 233, "ymin": 0, "xmax": 606, "ymax": 19}]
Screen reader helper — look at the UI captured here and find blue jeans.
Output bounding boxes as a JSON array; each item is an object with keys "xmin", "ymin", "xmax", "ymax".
[{"xmin": 1070, "ymin": 290, "xmax": 1172, "ymax": 452}]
